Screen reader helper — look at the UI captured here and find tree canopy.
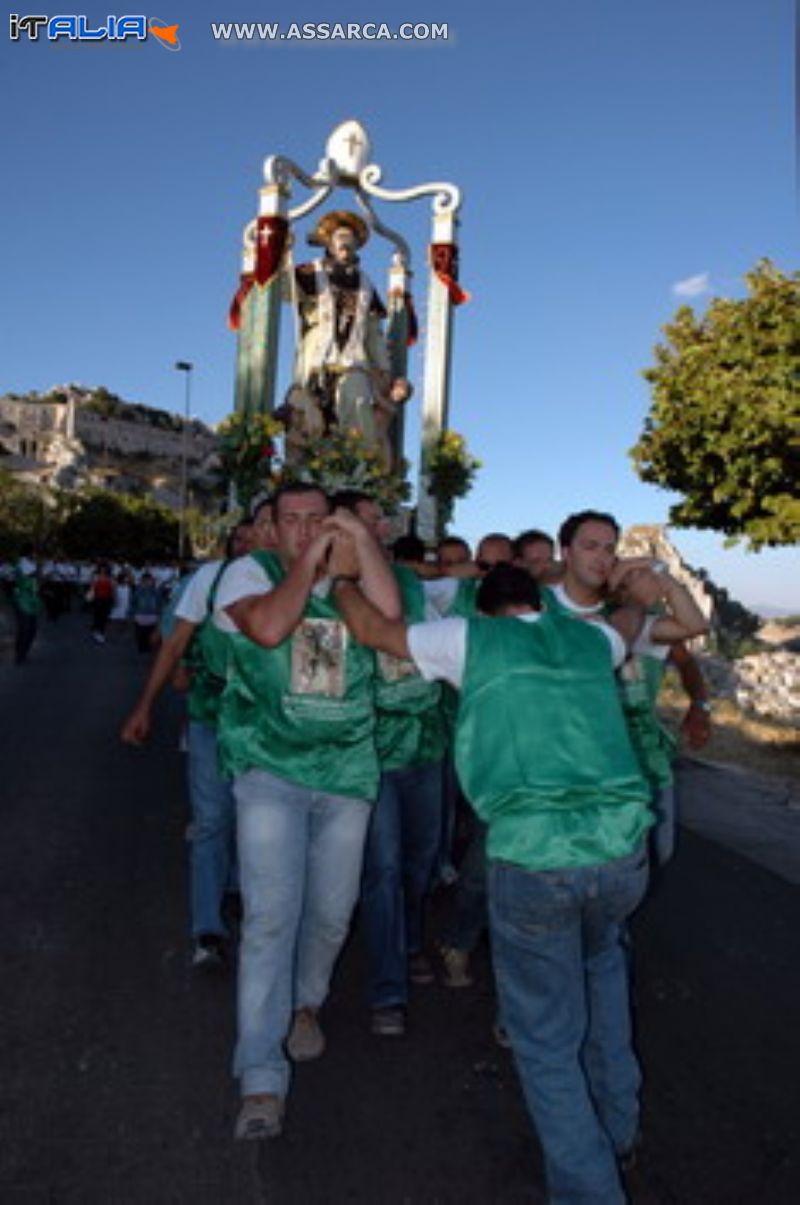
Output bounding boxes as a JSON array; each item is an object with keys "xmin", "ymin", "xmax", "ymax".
[
  {"xmin": 630, "ymin": 260, "xmax": 800, "ymax": 550},
  {"xmin": 59, "ymin": 491, "xmax": 179, "ymax": 563}
]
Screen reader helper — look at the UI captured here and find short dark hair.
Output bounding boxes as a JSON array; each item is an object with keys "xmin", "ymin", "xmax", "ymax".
[
  {"xmin": 251, "ymin": 497, "xmax": 272, "ymax": 521},
  {"xmin": 392, "ymin": 534, "xmax": 425, "ymax": 563},
  {"xmin": 513, "ymin": 528, "xmax": 554, "ymax": 557},
  {"xmin": 272, "ymin": 482, "xmax": 330, "ymax": 517},
  {"xmin": 329, "ymin": 489, "xmax": 374, "ymax": 514},
  {"xmin": 478, "ymin": 532, "xmax": 513, "ymax": 549},
  {"xmin": 558, "ymin": 510, "xmax": 620, "ymax": 549},
  {"xmin": 225, "ymin": 519, "xmax": 253, "ymax": 559},
  {"xmin": 477, "ymin": 564, "xmax": 541, "ymax": 615},
  {"xmin": 437, "ymin": 535, "xmax": 471, "ymax": 557}
]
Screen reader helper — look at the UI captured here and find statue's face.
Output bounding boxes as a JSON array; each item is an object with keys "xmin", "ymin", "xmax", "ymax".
[{"xmin": 329, "ymin": 226, "xmax": 357, "ymax": 265}]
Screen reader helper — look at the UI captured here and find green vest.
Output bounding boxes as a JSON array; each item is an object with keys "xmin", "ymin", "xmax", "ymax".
[
  {"xmin": 374, "ymin": 566, "xmax": 448, "ymax": 771},
  {"xmin": 448, "ymin": 578, "xmax": 479, "ymax": 618},
  {"xmin": 217, "ymin": 551, "xmax": 379, "ymax": 800},
  {"xmin": 456, "ymin": 612, "xmax": 651, "ymax": 871},
  {"xmin": 543, "ymin": 586, "xmax": 676, "ymax": 793},
  {"xmin": 185, "ymin": 563, "xmax": 231, "ymax": 727},
  {"xmin": 14, "ymin": 566, "xmax": 41, "ymax": 616},
  {"xmin": 617, "ymin": 652, "xmax": 676, "ymax": 791}
]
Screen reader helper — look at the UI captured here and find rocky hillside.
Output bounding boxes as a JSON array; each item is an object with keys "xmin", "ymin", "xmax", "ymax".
[{"xmin": 0, "ymin": 385, "xmax": 221, "ymax": 510}]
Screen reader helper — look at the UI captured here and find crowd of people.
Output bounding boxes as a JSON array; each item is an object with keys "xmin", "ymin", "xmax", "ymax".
[
  {"xmin": 115, "ymin": 487, "xmax": 711, "ymax": 1204},
  {"xmin": 1, "ymin": 556, "xmax": 187, "ymax": 661}
]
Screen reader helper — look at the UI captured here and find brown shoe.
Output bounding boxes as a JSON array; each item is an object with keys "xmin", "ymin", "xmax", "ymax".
[
  {"xmin": 440, "ymin": 945, "xmax": 473, "ymax": 988},
  {"xmin": 234, "ymin": 1093, "xmax": 284, "ymax": 1141},
  {"xmin": 371, "ymin": 1006, "xmax": 406, "ymax": 1037},
  {"xmin": 286, "ymin": 1007, "xmax": 326, "ymax": 1061}
]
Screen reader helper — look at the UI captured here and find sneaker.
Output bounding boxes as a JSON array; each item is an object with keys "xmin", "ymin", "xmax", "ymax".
[
  {"xmin": 408, "ymin": 952, "xmax": 435, "ymax": 985},
  {"xmin": 440, "ymin": 945, "xmax": 473, "ymax": 988},
  {"xmin": 234, "ymin": 1094, "xmax": 284, "ymax": 1141},
  {"xmin": 371, "ymin": 1006, "xmax": 406, "ymax": 1037},
  {"xmin": 191, "ymin": 933, "xmax": 225, "ymax": 969},
  {"xmin": 437, "ymin": 862, "xmax": 459, "ymax": 886},
  {"xmin": 286, "ymin": 1007, "xmax": 326, "ymax": 1061}
]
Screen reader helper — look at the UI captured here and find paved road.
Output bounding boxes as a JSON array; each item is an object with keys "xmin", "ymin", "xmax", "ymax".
[{"xmin": 1, "ymin": 614, "xmax": 799, "ymax": 1204}]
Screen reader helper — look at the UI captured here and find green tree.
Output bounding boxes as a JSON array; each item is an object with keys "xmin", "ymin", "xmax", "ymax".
[
  {"xmin": 60, "ymin": 490, "xmax": 179, "ymax": 563},
  {"xmin": 631, "ymin": 260, "xmax": 800, "ymax": 550},
  {"xmin": 0, "ymin": 469, "xmax": 57, "ymax": 557}
]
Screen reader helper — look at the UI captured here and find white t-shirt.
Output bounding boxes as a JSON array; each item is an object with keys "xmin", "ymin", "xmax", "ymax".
[
  {"xmin": 175, "ymin": 560, "xmax": 225, "ymax": 626},
  {"xmin": 213, "ymin": 555, "xmax": 331, "ymax": 634},
  {"xmin": 110, "ymin": 584, "xmax": 131, "ymax": 620},
  {"xmin": 422, "ymin": 576, "xmax": 462, "ymax": 618},
  {"xmin": 408, "ymin": 611, "xmax": 625, "ymax": 691},
  {"xmin": 549, "ymin": 582, "xmax": 669, "ymax": 663}
]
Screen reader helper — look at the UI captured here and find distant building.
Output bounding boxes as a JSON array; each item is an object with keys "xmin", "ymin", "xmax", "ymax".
[{"xmin": 0, "ymin": 385, "xmax": 221, "ymax": 509}]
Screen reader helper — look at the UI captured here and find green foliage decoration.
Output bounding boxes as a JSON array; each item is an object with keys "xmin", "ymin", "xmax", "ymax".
[
  {"xmin": 426, "ymin": 429, "xmax": 481, "ymax": 536},
  {"xmin": 217, "ymin": 411, "xmax": 284, "ymax": 509},
  {"xmin": 278, "ymin": 427, "xmax": 412, "ymax": 513},
  {"xmin": 59, "ymin": 490, "xmax": 179, "ymax": 563},
  {"xmin": 631, "ymin": 260, "xmax": 800, "ymax": 550}
]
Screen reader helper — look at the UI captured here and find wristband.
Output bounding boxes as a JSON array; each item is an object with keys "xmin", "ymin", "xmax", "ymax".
[{"xmin": 330, "ymin": 575, "xmax": 359, "ymax": 589}]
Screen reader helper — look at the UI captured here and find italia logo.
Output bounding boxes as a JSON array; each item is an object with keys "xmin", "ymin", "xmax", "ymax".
[{"xmin": 9, "ymin": 14, "xmax": 182, "ymax": 49}]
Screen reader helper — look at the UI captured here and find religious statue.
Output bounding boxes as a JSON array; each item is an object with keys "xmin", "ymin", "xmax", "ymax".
[{"xmin": 279, "ymin": 210, "xmax": 412, "ymax": 469}]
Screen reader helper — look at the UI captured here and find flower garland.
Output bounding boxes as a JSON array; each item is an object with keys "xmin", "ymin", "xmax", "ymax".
[
  {"xmin": 217, "ymin": 411, "xmax": 284, "ymax": 509},
  {"xmin": 426, "ymin": 429, "xmax": 481, "ymax": 534},
  {"xmin": 278, "ymin": 427, "xmax": 412, "ymax": 512}
]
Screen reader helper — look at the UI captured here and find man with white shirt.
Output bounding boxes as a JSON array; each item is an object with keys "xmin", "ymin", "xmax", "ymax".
[
  {"xmin": 548, "ymin": 510, "xmax": 711, "ymax": 866},
  {"xmin": 212, "ymin": 483, "xmax": 399, "ymax": 1142},
  {"xmin": 332, "ymin": 559, "xmax": 707, "ymax": 1205},
  {"xmin": 121, "ymin": 516, "xmax": 265, "ymax": 966}
]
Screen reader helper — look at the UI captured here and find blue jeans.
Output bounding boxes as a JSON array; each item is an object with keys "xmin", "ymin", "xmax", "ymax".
[
  {"xmin": 362, "ymin": 761, "xmax": 443, "ymax": 1009},
  {"xmin": 234, "ymin": 768, "xmax": 370, "ymax": 1097},
  {"xmin": 650, "ymin": 782, "xmax": 676, "ymax": 867},
  {"xmin": 187, "ymin": 720, "xmax": 237, "ymax": 937},
  {"xmin": 443, "ymin": 816, "xmax": 489, "ymax": 952},
  {"xmin": 489, "ymin": 846, "xmax": 649, "ymax": 1205}
]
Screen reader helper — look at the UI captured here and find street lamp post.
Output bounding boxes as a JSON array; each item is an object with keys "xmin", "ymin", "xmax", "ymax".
[{"xmin": 175, "ymin": 361, "xmax": 193, "ymax": 559}]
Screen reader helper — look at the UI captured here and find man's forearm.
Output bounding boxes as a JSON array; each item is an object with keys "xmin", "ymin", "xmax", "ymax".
[
  {"xmin": 671, "ymin": 644, "xmax": 709, "ymax": 702},
  {"xmin": 334, "ymin": 580, "xmax": 410, "ymax": 658},
  {"xmin": 133, "ymin": 620, "xmax": 195, "ymax": 712},
  {"xmin": 229, "ymin": 558, "xmax": 317, "ymax": 647},
  {"xmin": 653, "ymin": 578, "xmax": 709, "ymax": 642},
  {"xmin": 355, "ymin": 533, "xmax": 402, "ymax": 619}
]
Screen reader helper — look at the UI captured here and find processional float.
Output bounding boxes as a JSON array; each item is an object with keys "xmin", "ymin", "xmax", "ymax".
[{"xmin": 227, "ymin": 119, "xmax": 466, "ymax": 541}]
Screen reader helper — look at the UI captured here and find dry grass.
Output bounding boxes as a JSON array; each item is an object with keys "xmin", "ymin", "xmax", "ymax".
[{"xmin": 658, "ymin": 688, "xmax": 799, "ymax": 785}]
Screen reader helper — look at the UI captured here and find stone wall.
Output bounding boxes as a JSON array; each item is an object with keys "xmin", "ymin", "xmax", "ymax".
[
  {"xmin": 75, "ymin": 408, "xmax": 215, "ymax": 462},
  {"xmin": 679, "ymin": 650, "xmax": 800, "ymax": 726},
  {"xmin": 0, "ymin": 389, "xmax": 219, "ymax": 500},
  {"xmin": 732, "ymin": 651, "xmax": 800, "ymax": 725}
]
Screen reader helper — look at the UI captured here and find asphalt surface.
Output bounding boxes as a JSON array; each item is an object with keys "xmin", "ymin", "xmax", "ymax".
[{"xmin": 1, "ymin": 612, "xmax": 799, "ymax": 1205}]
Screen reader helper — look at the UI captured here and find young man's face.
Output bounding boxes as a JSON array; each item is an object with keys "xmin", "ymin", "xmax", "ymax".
[
  {"xmin": 516, "ymin": 539, "xmax": 555, "ymax": 582},
  {"xmin": 563, "ymin": 521, "xmax": 618, "ymax": 593},
  {"xmin": 354, "ymin": 499, "xmax": 390, "ymax": 544},
  {"xmin": 249, "ymin": 511, "xmax": 276, "ymax": 552},
  {"xmin": 437, "ymin": 540, "xmax": 470, "ymax": 571},
  {"xmin": 476, "ymin": 536, "xmax": 514, "ymax": 573},
  {"xmin": 273, "ymin": 490, "xmax": 329, "ymax": 565}
]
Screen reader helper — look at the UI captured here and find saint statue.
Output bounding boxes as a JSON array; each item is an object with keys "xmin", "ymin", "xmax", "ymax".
[{"xmin": 279, "ymin": 210, "xmax": 411, "ymax": 469}]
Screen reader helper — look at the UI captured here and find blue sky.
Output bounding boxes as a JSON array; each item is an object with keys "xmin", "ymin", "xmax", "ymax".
[{"xmin": 2, "ymin": 0, "xmax": 797, "ymax": 610}]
